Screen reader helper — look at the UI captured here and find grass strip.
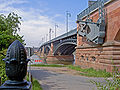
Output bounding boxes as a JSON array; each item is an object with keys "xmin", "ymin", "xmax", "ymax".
[{"xmin": 67, "ymin": 65, "xmax": 112, "ymax": 77}]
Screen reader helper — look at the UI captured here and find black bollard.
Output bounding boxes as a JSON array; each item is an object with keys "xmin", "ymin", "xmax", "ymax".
[{"xmin": 0, "ymin": 40, "xmax": 31, "ymax": 90}]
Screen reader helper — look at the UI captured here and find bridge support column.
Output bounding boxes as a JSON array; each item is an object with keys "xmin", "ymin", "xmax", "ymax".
[
  {"xmin": 77, "ymin": 23, "xmax": 83, "ymax": 46},
  {"xmin": 40, "ymin": 46, "xmax": 45, "ymax": 58},
  {"xmin": 48, "ymin": 43, "xmax": 53, "ymax": 55}
]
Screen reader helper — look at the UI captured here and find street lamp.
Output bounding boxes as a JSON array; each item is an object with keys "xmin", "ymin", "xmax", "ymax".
[
  {"xmin": 46, "ymin": 34, "xmax": 48, "ymax": 42},
  {"xmin": 49, "ymin": 28, "xmax": 52, "ymax": 40},
  {"xmin": 44, "ymin": 36, "xmax": 45, "ymax": 42},
  {"xmin": 41, "ymin": 36, "xmax": 45, "ymax": 43},
  {"xmin": 55, "ymin": 23, "xmax": 58, "ymax": 38},
  {"xmin": 66, "ymin": 11, "xmax": 71, "ymax": 36},
  {"xmin": 42, "ymin": 37, "xmax": 44, "ymax": 42}
]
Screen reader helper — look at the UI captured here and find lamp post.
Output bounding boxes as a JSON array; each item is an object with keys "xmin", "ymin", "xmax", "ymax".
[
  {"xmin": 66, "ymin": 11, "xmax": 71, "ymax": 36},
  {"xmin": 42, "ymin": 37, "xmax": 44, "ymax": 42},
  {"xmin": 49, "ymin": 28, "xmax": 52, "ymax": 40},
  {"xmin": 51, "ymin": 30, "xmax": 54, "ymax": 39},
  {"xmin": 55, "ymin": 23, "xmax": 58, "ymax": 38},
  {"xmin": 44, "ymin": 36, "xmax": 45, "ymax": 42},
  {"xmin": 46, "ymin": 34, "xmax": 48, "ymax": 42}
]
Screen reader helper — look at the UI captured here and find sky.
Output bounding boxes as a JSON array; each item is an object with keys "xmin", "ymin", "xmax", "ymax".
[{"xmin": 0, "ymin": 0, "xmax": 89, "ymax": 47}]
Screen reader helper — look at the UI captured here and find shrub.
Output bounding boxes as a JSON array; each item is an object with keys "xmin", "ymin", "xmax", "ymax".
[{"xmin": 0, "ymin": 50, "xmax": 8, "ymax": 84}]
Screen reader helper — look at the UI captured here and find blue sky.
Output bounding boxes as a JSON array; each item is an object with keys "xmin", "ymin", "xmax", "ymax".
[{"xmin": 0, "ymin": 0, "xmax": 89, "ymax": 47}]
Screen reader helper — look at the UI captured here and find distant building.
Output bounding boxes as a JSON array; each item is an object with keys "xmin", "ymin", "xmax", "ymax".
[
  {"xmin": 25, "ymin": 47, "xmax": 34, "ymax": 57},
  {"xmin": 33, "ymin": 47, "xmax": 39, "ymax": 53}
]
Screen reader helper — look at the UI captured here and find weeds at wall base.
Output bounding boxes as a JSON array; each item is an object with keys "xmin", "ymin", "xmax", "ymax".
[{"xmin": 91, "ymin": 67, "xmax": 120, "ymax": 90}]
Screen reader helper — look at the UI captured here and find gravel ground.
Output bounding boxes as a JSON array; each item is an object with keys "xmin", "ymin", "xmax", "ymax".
[{"xmin": 30, "ymin": 67, "xmax": 105, "ymax": 90}]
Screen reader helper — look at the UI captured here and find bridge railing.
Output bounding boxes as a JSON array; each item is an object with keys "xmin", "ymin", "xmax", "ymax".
[
  {"xmin": 60, "ymin": 39, "xmax": 77, "ymax": 44},
  {"xmin": 39, "ymin": 28, "xmax": 77, "ymax": 48},
  {"xmin": 77, "ymin": 0, "xmax": 110, "ymax": 20}
]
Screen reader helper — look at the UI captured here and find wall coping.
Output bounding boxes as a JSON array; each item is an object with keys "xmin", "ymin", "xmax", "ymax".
[{"xmin": 76, "ymin": 41, "xmax": 120, "ymax": 49}]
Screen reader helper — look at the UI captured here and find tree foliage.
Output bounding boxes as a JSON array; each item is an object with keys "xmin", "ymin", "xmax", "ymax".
[{"xmin": 0, "ymin": 12, "xmax": 25, "ymax": 51}]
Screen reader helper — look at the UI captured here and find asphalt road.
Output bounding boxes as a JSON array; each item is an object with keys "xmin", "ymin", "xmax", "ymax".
[{"xmin": 30, "ymin": 67, "xmax": 105, "ymax": 90}]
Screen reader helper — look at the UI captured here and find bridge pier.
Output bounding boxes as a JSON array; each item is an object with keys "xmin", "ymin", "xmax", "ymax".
[
  {"xmin": 39, "ymin": 46, "xmax": 45, "ymax": 57},
  {"xmin": 48, "ymin": 43, "xmax": 53, "ymax": 55},
  {"xmin": 75, "ymin": 0, "xmax": 120, "ymax": 72},
  {"xmin": 75, "ymin": 42, "xmax": 120, "ymax": 72}
]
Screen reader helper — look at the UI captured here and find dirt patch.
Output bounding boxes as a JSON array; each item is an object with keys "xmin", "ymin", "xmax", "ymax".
[{"xmin": 31, "ymin": 66, "xmax": 80, "ymax": 75}]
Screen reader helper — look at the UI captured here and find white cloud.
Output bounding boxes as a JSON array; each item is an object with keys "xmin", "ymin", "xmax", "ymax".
[
  {"xmin": 0, "ymin": 0, "xmax": 66, "ymax": 47},
  {"xmin": 0, "ymin": 0, "xmax": 28, "ymax": 9}
]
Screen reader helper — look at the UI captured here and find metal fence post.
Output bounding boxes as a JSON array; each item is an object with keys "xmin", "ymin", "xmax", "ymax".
[
  {"xmin": 0, "ymin": 77, "xmax": 1, "ymax": 86},
  {"xmin": 0, "ymin": 40, "xmax": 31, "ymax": 90}
]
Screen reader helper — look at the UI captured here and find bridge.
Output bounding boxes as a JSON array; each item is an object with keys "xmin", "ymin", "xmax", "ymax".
[
  {"xmin": 37, "ymin": 28, "xmax": 77, "ymax": 64},
  {"xmin": 37, "ymin": 0, "xmax": 120, "ymax": 72}
]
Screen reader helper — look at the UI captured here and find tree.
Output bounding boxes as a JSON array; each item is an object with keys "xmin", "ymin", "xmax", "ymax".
[{"xmin": 0, "ymin": 12, "xmax": 25, "ymax": 51}]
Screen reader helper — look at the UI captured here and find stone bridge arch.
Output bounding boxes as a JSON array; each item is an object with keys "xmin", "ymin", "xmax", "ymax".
[{"xmin": 114, "ymin": 28, "xmax": 120, "ymax": 41}]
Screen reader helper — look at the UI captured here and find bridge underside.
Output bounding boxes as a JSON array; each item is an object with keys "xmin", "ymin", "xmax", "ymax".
[
  {"xmin": 54, "ymin": 44, "xmax": 76, "ymax": 55},
  {"xmin": 44, "ymin": 47, "xmax": 50, "ymax": 55}
]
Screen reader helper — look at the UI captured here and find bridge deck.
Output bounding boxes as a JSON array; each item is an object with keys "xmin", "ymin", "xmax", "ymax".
[{"xmin": 41, "ymin": 28, "xmax": 77, "ymax": 46}]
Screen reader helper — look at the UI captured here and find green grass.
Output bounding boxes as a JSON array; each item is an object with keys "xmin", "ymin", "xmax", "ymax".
[
  {"xmin": 32, "ymin": 78, "xmax": 42, "ymax": 90},
  {"xmin": 31, "ymin": 64, "xmax": 66, "ymax": 67},
  {"xmin": 26, "ymin": 74, "xmax": 42, "ymax": 90},
  {"xmin": 67, "ymin": 65, "xmax": 112, "ymax": 77}
]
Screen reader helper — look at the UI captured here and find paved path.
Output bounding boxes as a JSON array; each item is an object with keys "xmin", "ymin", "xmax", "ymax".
[{"xmin": 31, "ymin": 67, "xmax": 105, "ymax": 90}]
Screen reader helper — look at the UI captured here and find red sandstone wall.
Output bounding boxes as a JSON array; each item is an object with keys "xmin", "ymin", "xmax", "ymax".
[
  {"xmin": 75, "ymin": 45, "xmax": 120, "ymax": 72},
  {"xmin": 85, "ymin": 0, "xmax": 120, "ymax": 43},
  {"xmin": 106, "ymin": 0, "xmax": 120, "ymax": 42},
  {"xmin": 77, "ymin": 23, "xmax": 83, "ymax": 46},
  {"xmin": 76, "ymin": 0, "xmax": 120, "ymax": 72}
]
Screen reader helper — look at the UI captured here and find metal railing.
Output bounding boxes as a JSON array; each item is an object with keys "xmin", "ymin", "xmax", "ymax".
[
  {"xmin": 77, "ymin": 0, "xmax": 110, "ymax": 20},
  {"xmin": 40, "ymin": 28, "xmax": 77, "ymax": 47},
  {"xmin": 60, "ymin": 39, "xmax": 77, "ymax": 44}
]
